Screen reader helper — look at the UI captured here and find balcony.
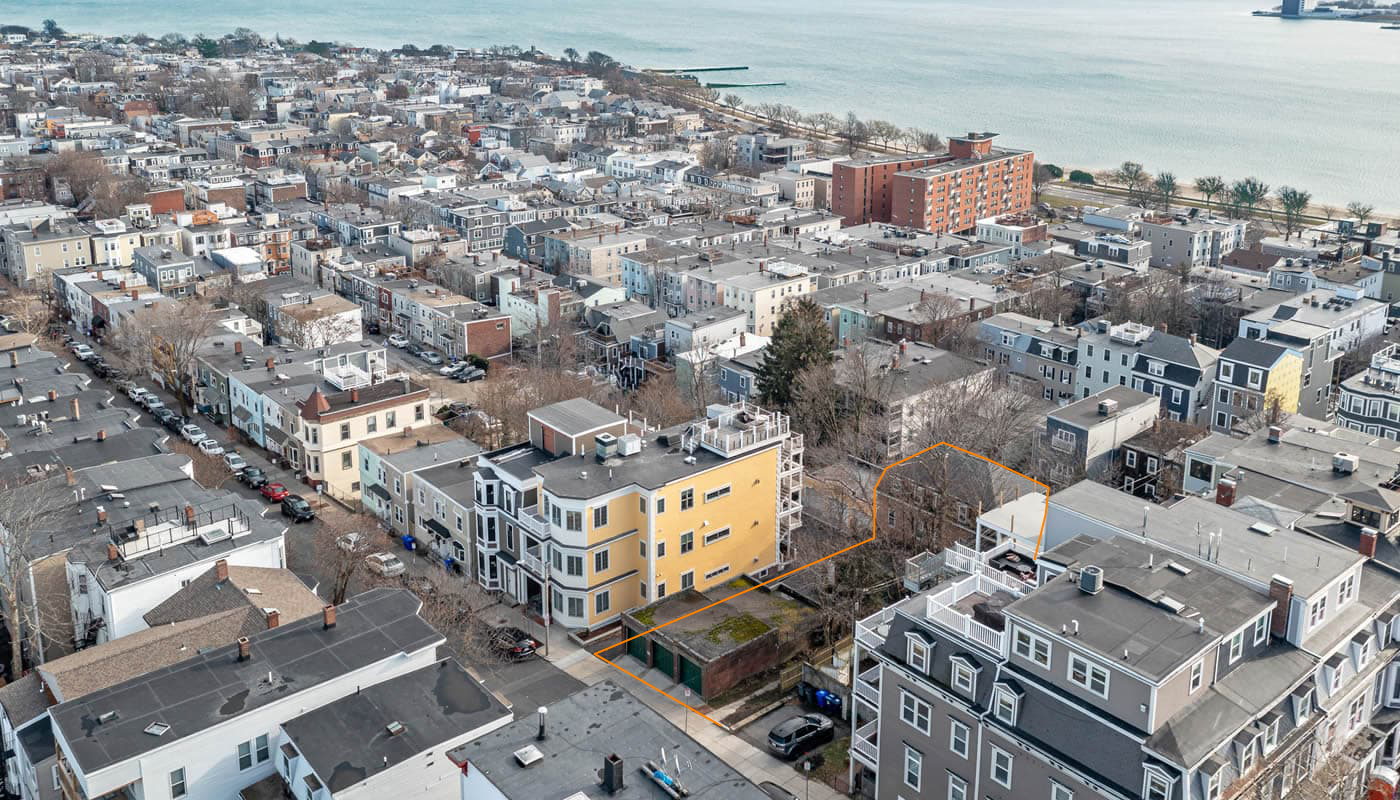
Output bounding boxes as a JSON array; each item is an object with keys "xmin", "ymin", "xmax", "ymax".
[
  {"xmin": 855, "ymin": 606, "xmax": 896, "ymax": 651},
  {"xmin": 688, "ymin": 401, "xmax": 791, "ymax": 458},
  {"xmin": 923, "ymin": 569, "xmax": 1029, "ymax": 654},
  {"xmin": 851, "ymin": 720, "xmax": 879, "ymax": 769},
  {"xmin": 518, "ymin": 506, "xmax": 548, "ymax": 536},
  {"xmin": 323, "ymin": 362, "xmax": 370, "ymax": 390},
  {"xmin": 521, "ymin": 544, "xmax": 546, "ymax": 577},
  {"xmin": 855, "ymin": 664, "xmax": 881, "ymax": 706}
]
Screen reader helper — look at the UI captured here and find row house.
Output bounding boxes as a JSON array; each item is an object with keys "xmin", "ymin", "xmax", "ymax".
[
  {"xmin": 1076, "ymin": 319, "xmax": 1220, "ymax": 423},
  {"xmin": 358, "ymin": 427, "xmax": 480, "ymax": 547},
  {"xmin": 979, "ymin": 311, "xmax": 1081, "ymax": 404},
  {"xmin": 1210, "ymin": 338, "xmax": 1303, "ymax": 435},
  {"xmin": 1338, "ymin": 343, "xmax": 1400, "ymax": 440},
  {"xmin": 463, "ymin": 398, "xmax": 803, "ymax": 631}
]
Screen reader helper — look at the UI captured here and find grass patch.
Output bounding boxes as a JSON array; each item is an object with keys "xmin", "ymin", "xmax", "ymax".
[
  {"xmin": 727, "ymin": 577, "xmax": 755, "ymax": 591},
  {"xmin": 631, "ymin": 606, "xmax": 657, "ymax": 628},
  {"xmin": 705, "ymin": 612, "xmax": 771, "ymax": 645},
  {"xmin": 808, "ymin": 736, "xmax": 850, "ymax": 786}
]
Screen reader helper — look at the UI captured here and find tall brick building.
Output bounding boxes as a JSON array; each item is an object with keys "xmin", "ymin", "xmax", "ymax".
[{"xmin": 833, "ymin": 133, "xmax": 1034, "ymax": 234}]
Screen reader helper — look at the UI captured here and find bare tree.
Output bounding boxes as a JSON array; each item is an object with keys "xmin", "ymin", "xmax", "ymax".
[
  {"xmin": 839, "ymin": 112, "xmax": 868, "ymax": 155},
  {"xmin": 864, "ymin": 119, "xmax": 901, "ymax": 150},
  {"xmin": 1032, "ymin": 161, "xmax": 1054, "ymax": 205},
  {"xmin": 313, "ymin": 508, "xmax": 383, "ymax": 605},
  {"xmin": 168, "ymin": 440, "xmax": 234, "ymax": 489},
  {"xmin": 1275, "ymin": 186, "xmax": 1312, "ymax": 240},
  {"xmin": 0, "ymin": 472, "xmax": 72, "ymax": 679},
  {"xmin": 1112, "ymin": 161, "xmax": 1153, "ymax": 208},
  {"xmin": 106, "ymin": 300, "xmax": 219, "ymax": 417},
  {"xmin": 722, "ymin": 93, "xmax": 745, "ymax": 111},
  {"xmin": 1347, "ymin": 201, "xmax": 1375, "ymax": 228}
]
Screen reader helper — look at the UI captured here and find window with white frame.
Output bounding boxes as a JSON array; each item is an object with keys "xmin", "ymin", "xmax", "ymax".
[
  {"xmin": 170, "ymin": 768, "xmax": 187, "ymax": 799},
  {"xmin": 1189, "ymin": 660, "xmax": 1204, "ymax": 693},
  {"xmin": 947, "ymin": 771, "xmax": 966, "ymax": 800},
  {"xmin": 1051, "ymin": 781, "xmax": 1074, "ymax": 800},
  {"xmin": 1229, "ymin": 630, "xmax": 1244, "ymax": 663},
  {"xmin": 1220, "ymin": 362, "xmax": 1234, "ymax": 382},
  {"xmin": 990, "ymin": 746, "xmax": 1013, "ymax": 788},
  {"xmin": 1068, "ymin": 654, "xmax": 1109, "ymax": 697},
  {"xmin": 993, "ymin": 685, "xmax": 1018, "ymax": 725},
  {"xmin": 1145, "ymin": 771, "xmax": 1172, "ymax": 800},
  {"xmin": 1309, "ymin": 595, "xmax": 1328, "ymax": 628},
  {"xmin": 1253, "ymin": 613, "xmax": 1269, "ymax": 646},
  {"xmin": 1125, "ymin": 450, "xmax": 1138, "ymax": 469},
  {"xmin": 949, "ymin": 718, "xmax": 969, "ymax": 758},
  {"xmin": 900, "ymin": 690, "xmax": 931, "ymax": 734},
  {"xmin": 1339, "ymin": 574, "xmax": 1356, "ymax": 605},
  {"xmin": 907, "ymin": 637, "xmax": 931, "ymax": 672},
  {"xmin": 904, "ymin": 746, "xmax": 923, "ymax": 791},
  {"xmin": 1205, "ymin": 770, "xmax": 1222, "ymax": 800},
  {"xmin": 1011, "ymin": 629, "xmax": 1050, "ymax": 667},
  {"xmin": 950, "ymin": 658, "xmax": 976, "ymax": 694}
]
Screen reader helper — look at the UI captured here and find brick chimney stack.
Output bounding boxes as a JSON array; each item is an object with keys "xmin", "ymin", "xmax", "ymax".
[
  {"xmin": 184, "ymin": 504, "xmax": 196, "ymax": 525},
  {"xmin": 322, "ymin": 605, "xmax": 337, "ymax": 629},
  {"xmin": 65, "ymin": 466, "xmax": 75, "ymax": 486},
  {"xmin": 107, "ymin": 543, "xmax": 119, "ymax": 561},
  {"xmin": 237, "ymin": 637, "xmax": 251, "ymax": 661},
  {"xmin": 1269, "ymin": 575, "xmax": 1293, "ymax": 636},
  {"xmin": 266, "ymin": 609, "xmax": 280, "ymax": 629},
  {"xmin": 1360, "ymin": 527, "xmax": 1379, "ymax": 559},
  {"xmin": 215, "ymin": 558, "xmax": 229, "ymax": 582},
  {"xmin": 70, "ymin": 397, "xmax": 81, "ymax": 420},
  {"xmin": 1215, "ymin": 476, "xmax": 1237, "ymax": 508}
]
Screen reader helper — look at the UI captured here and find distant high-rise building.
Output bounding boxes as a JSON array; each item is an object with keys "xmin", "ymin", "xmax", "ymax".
[{"xmin": 1281, "ymin": 0, "xmax": 1313, "ymax": 17}]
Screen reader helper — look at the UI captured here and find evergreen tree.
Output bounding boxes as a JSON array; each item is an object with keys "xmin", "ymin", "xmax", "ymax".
[{"xmin": 757, "ymin": 298, "xmax": 835, "ymax": 408}]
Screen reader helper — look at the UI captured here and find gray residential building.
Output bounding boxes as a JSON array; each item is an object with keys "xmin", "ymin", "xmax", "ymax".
[
  {"xmin": 1338, "ymin": 343, "xmax": 1400, "ymax": 440},
  {"xmin": 851, "ymin": 480, "xmax": 1400, "ymax": 800},
  {"xmin": 978, "ymin": 312, "xmax": 1080, "ymax": 404},
  {"xmin": 1138, "ymin": 215, "xmax": 1248, "ymax": 270},
  {"xmin": 1076, "ymin": 318, "xmax": 1220, "ymax": 423}
]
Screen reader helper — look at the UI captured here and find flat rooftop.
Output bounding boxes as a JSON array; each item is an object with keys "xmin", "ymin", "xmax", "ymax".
[
  {"xmin": 624, "ymin": 578, "xmax": 810, "ymax": 662},
  {"xmin": 449, "ymin": 681, "xmax": 770, "ymax": 800}
]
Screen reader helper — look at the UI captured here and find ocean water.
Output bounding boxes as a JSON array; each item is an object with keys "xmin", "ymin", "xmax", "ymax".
[{"xmin": 6, "ymin": 0, "xmax": 1399, "ymax": 206}]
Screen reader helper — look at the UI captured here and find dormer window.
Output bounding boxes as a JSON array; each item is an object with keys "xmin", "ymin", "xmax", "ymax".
[
  {"xmin": 950, "ymin": 655, "xmax": 978, "ymax": 694},
  {"xmin": 992, "ymin": 683, "xmax": 1021, "ymax": 726},
  {"xmin": 906, "ymin": 635, "xmax": 931, "ymax": 673},
  {"xmin": 1144, "ymin": 768, "xmax": 1173, "ymax": 800}
]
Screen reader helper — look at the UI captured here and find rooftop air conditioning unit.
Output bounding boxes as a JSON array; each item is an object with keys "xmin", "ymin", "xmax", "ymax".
[
  {"xmin": 1333, "ymin": 452, "xmax": 1360, "ymax": 474},
  {"xmin": 1098, "ymin": 399, "xmax": 1118, "ymax": 417},
  {"xmin": 1079, "ymin": 565, "xmax": 1104, "ymax": 595}
]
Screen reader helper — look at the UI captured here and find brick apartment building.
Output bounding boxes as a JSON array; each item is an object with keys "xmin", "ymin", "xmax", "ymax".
[
  {"xmin": 832, "ymin": 153, "xmax": 943, "ymax": 227},
  {"xmin": 890, "ymin": 133, "xmax": 1034, "ymax": 234},
  {"xmin": 833, "ymin": 133, "xmax": 1034, "ymax": 234}
]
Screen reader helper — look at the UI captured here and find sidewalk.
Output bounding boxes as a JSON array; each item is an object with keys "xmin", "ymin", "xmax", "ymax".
[{"xmin": 529, "ymin": 620, "xmax": 847, "ymax": 799}]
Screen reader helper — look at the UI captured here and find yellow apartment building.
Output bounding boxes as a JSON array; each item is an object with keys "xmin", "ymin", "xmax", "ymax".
[{"xmin": 471, "ymin": 398, "xmax": 803, "ymax": 631}]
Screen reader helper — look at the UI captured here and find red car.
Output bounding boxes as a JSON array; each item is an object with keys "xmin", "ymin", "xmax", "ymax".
[{"xmin": 260, "ymin": 482, "xmax": 290, "ymax": 502}]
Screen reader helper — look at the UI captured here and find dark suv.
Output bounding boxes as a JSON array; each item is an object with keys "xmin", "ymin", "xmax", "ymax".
[
  {"xmin": 767, "ymin": 714, "xmax": 834, "ymax": 759},
  {"xmin": 281, "ymin": 494, "xmax": 316, "ymax": 522}
]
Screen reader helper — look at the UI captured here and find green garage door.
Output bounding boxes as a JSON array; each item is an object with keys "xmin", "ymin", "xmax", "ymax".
[
  {"xmin": 627, "ymin": 631, "xmax": 647, "ymax": 663},
  {"xmin": 680, "ymin": 656, "xmax": 703, "ymax": 696},
  {"xmin": 653, "ymin": 642, "xmax": 675, "ymax": 678}
]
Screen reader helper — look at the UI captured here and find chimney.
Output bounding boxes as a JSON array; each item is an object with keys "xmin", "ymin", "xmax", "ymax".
[
  {"xmin": 266, "ymin": 357, "xmax": 276, "ymax": 371},
  {"xmin": 1267, "ymin": 425, "xmax": 1283, "ymax": 444},
  {"xmin": 1189, "ymin": 333, "xmax": 1198, "ymax": 345},
  {"xmin": 350, "ymin": 388, "xmax": 360, "ymax": 403},
  {"xmin": 130, "ymin": 289, "xmax": 139, "ymax": 301},
  {"xmin": 8, "ymin": 351, "xmax": 17, "ymax": 368},
  {"xmin": 322, "ymin": 604, "xmax": 337, "ymax": 629},
  {"xmin": 70, "ymin": 397, "xmax": 81, "ymax": 420},
  {"xmin": 602, "ymin": 754, "xmax": 625, "ymax": 794},
  {"xmin": 266, "ymin": 609, "xmax": 281, "ymax": 629},
  {"xmin": 1360, "ymin": 527, "xmax": 1379, "ymax": 559},
  {"xmin": 215, "ymin": 558, "xmax": 229, "ymax": 582},
  {"xmin": 65, "ymin": 466, "xmax": 75, "ymax": 486},
  {"xmin": 107, "ymin": 542, "xmax": 119, "ymax": 561},
  {"xmin": 1215, "ymin": 476, "xmax": 1237, "ymax": 508},
  {"xmin": 97, "ymin": 429, "xmax": 106, "ymax": 442},
  {"xmin": 234, "ymin": 340, "xmax": 243, "ymax": 355},
  {"xmin": 47, "ymin": 389, "xmax": 56, "ymax": 402},
  {"xmin": 184, "ymin": 504, "xmax": 196, "ymax": 525},
  {"xmin": 237, "ymin": 637, "xmax": 251, "ymax": 662},
  {"xmin": 1269, "ymin": 575, "xmax": 1293, "ymax": 637},
  {"xmin": 97, "ymin": 506, "xmax": 107, "ymax": 524},
  {"xmin": 739, "ymin": 332, "xmax": 746, "ymax": 347}
]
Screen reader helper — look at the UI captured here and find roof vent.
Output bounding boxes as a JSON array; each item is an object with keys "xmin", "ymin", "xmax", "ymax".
[
  {"xmin": 385, "ymin": 721, "xmax": 405, "ymax": 736},
  {"xmin": 144, "ymin": 721, "xmax": 171, "ymax": 736},
  {"xmin": 1248, "ymin": 522, "xmax": 1277, "ymax": 537},
  {"xmin": 98, "ymin": 711, "xmax": 117, "ymax": 724},
  {"xmin": 1079, "ymin": 565, "xmax": 1104, "ymax": 595},
  {"xmin": 1333, "ymin": 452, "xmax": 1359, "ymax": 474},
  {"xmin": 1098, "ymin": 399, "xmax": 1118, "ymax": 417}
]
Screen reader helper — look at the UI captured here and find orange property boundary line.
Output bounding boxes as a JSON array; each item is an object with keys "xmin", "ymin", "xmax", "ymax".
[{"xmin": 594, "ymin": 442, "xmax": 1050, "ymax": 727}]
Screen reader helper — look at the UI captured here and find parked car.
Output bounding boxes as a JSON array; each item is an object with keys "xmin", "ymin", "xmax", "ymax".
[
  {"xmin": 365, "ymin": 552, "xmax": 406, "ymax": 577},
  {"xmin": 197, "ymin": 439, "xmax": 225, "ymax": 457},
  {"xmin": 336, "ymin": 532, "xmax": 364, "ymax": 552},
  {"xmin": 438, "ymin": 362, "xmax": 464, "ymax": 376},
  {"xmin": 387, "ymin": 334, "xmax": 410, "ymax": 348},
  {"xmin": 71, "ymin": 344, "xmax": 95, "ymax": 361},
  {"xmin": 455, "ymin": 367, "xmax": 485, "ymax": 383},
  {"xmin": 179, "ymin": 424, "xmax": 206, "ymax": 445},
  {"xmin": 126, "ymin": 386, "xmax": 149, "ymax": 403},
  {"xmin": 488, "ymin": 626, "xmax": 540, "ymax": 662},
  {"xmin": 418, "ymin": 351, "xmax": 444, "ymax": 366},
  {"xmin": 224, "ymin": 453, "xmax": 247, "ymax": 473},
  {"xmin": 767, "ymin": 714, "xmax": 835, "ymax": 759},
  {"xmin": 239, "ymin": 467, "xmax": 268, "ymax": 489},
  {"xmin": 160, "ymin": 412, "xmax": 185, "ymax": 432},
  {"xmin": 143, "ymin": 397, "xmax": 166, "ymax": 413},
  {"xmin": 281, "ymin": 494, "xmax": 315, "ymax": 522},
  {"xmin": 260, "ymin": 482, "xmax": 290, "ymax": 502},
  {"xmin": 152, "ymin": 407, "xmax": 177, "ymax": 425}
]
